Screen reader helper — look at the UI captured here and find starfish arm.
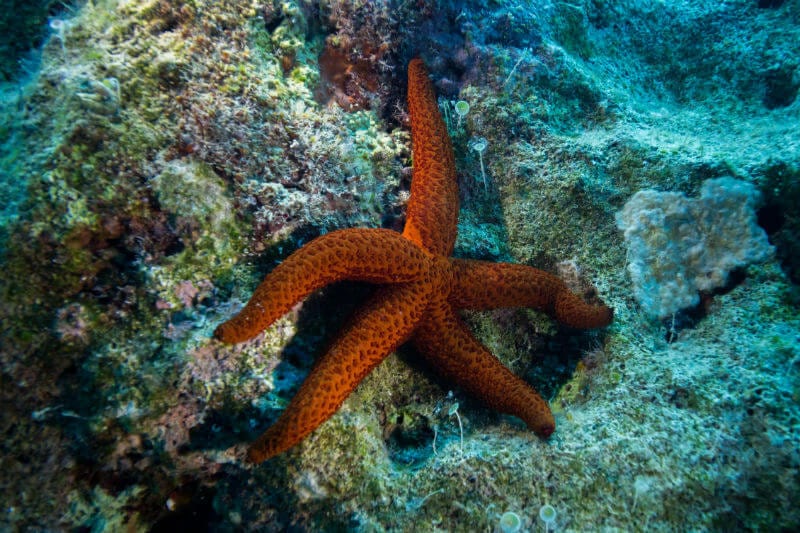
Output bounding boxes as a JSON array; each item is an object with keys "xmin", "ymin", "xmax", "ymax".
[
  {"xmin": 402, "ymin": 58, "xmax": 460, "ymax": 257},
  {"xmin": 449, "ymin": 259, "xmax": 613, "ymax": 329},
  {"xmin": 247, "ymin": 282, "xmax": 433, "ymax": 463},
  {"xmin": 411, "ymin": 299, "xmax": 556, "ymax": 438},
  {"xmin": 215, "ymin": 228, "xmax": 431, "ymax": 343}
]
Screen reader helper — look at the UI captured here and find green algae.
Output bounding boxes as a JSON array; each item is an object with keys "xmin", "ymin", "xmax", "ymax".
[{"xmin": 149, "ymin": 160, "xmax": 244, "ymax": 283}]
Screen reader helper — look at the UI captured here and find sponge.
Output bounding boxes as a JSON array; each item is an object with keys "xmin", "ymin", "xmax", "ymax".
[{"xmin": 616, "ymin": 177, "xmax": 773, "ymax": 319}]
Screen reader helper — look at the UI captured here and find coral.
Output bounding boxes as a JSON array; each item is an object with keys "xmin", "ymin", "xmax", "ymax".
[
  {"xmin": 53, "ymin": 302, "xmax": 91, "ymax": 346},
  {"xmin": 316, "ymin": 1, "xmax": 398, "ymax": 112},
  {"xmin": 616, "ymin": 177, "xmax": 773, "ymax": 319}
]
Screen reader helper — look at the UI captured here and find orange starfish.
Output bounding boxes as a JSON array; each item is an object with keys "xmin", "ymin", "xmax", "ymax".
[{"xmin": 215, "ymin": 59, "xmax": 612, "ymax": 463}]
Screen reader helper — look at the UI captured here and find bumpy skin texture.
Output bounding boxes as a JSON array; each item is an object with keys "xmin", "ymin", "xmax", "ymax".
[
  {"xmin": 215, "ymin": 229, "xmax": 432, "ymax": 343},
  {"xmin": 412, "ymin": 297, "xmax": 556, "ymax": 437},
  {"xmin": 247, "ymin": 282, "xmax": 434, "ymax": 462},
  {"xmin": 215, "ymin": 58, "xmax": 613, "ymax": 463},
  {"xmin": 449, "ymin": 259, "xmax": 613, "ymax": 329},
  {"xmin": 402, "ymin": 59, "xmax": 459, "ymax": 257}
]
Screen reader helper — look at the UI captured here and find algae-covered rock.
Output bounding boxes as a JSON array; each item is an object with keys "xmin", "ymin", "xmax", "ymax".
[{"xmin": 1, "ymin": 0, "xmax": 799, "ymax": 531}]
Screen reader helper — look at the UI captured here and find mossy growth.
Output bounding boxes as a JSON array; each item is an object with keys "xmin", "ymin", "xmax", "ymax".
[
  {"xmin": 149, "ymin": 160, "xmax": 245, "ymax": 284},
  {"xmin": 248, "ymin": 1, "xmax": 322, "ymax": 103},
  {"xmin": 551, "ymin": 2, "xmax": 593, "ymax": 60},
  {"xmin": 64, "ymin": 485, "xmax": 145, "ymax": 532},
  {"xmin": 454, "ymin": 210, "xmax": 510, "ymax": 261}
]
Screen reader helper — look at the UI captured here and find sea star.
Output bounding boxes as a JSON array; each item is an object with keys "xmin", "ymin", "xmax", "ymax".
[{"xmin": 215, "ymin": 58, "xmax": 612, "ymax": 463}]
